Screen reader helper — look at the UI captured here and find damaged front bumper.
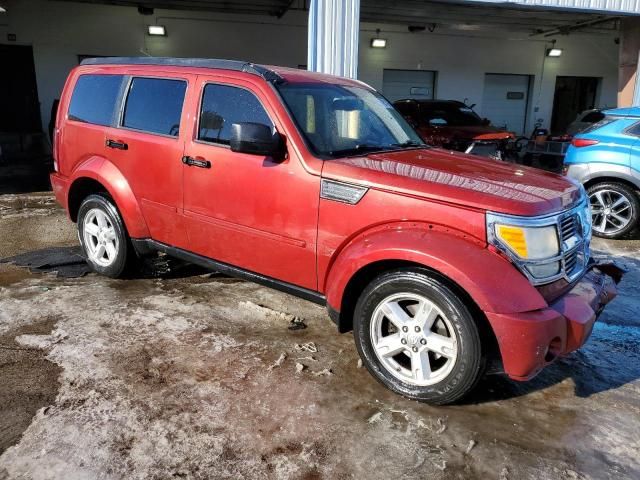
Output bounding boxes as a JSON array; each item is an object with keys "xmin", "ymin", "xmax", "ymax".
[{"xmin": 486, "ymin": 260, "xmax": 625, "ymax": 381}]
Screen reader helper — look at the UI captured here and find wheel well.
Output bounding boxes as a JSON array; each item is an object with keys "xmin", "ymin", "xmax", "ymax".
[
  {"xmin": 337, "ymin": 260, "xmax": 501, "ymax": 365},
  {"xmin": 67, "ymin": 178, "xmax": 109, "ymax": 222},
  {"xmin": 583, "ymin": 176, "xmax": 640, "ymax": 194}
]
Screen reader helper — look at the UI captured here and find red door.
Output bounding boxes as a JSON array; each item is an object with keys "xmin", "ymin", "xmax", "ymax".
[
  {"xmin": 103, "ymin": 72, "xmax": 195, "ymax": 248},
  {"xmin": 181, "ymin": 75, "xmax": 319, "ymax": 290}
]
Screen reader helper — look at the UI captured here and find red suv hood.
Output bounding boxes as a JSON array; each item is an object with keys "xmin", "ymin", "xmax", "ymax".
[{"xmin": 323, "ymin": 148, "xmax": 581, "ymax": 216}]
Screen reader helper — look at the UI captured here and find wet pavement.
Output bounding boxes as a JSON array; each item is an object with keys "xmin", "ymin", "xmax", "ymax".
[{"xmin": 0, "ymin": 194, "xmax": 639, "ymax": 480}]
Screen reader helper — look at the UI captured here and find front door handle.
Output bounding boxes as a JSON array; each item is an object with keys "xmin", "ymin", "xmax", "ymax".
[
  {"xmin": 182, "ymin": 156, "xmax": 211, "ymax": 169},
  {"xmin": 106, "ymin": 139, "xmax": 128, "ymax": 150}
]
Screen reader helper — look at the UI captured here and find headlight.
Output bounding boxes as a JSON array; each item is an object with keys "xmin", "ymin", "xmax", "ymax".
[
  {"xmin": 487, "ymin": 212, "xmax": 564, "ymax": 284},
  {"xmin": 494, "ymin": 224, "xmax": 560, "ymax": 260}
]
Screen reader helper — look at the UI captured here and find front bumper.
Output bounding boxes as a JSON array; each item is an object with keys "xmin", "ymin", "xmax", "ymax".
[{"xmin": 486, "ymin": 261, "xmax": 624, "ymax": 381}]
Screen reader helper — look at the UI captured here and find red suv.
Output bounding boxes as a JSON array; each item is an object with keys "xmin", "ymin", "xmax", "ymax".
[
  {"xmin": 51, "ymin": 58, "xmax": 622, "ymax": 404},
  {"xmin": 393, "ymin": 99, "xmax": 515, "ymax": 157}
]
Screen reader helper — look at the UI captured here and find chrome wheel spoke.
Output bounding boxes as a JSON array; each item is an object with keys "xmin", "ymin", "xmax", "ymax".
[
  {"xmin": 426, "ymin": 333, "xmax": 456, "ymax": 358},
  {"xmin": 105, "ymin": 242, "xmax": 117, "ymax": 261},
  {"xmin": 381, "ymin": 301, "xmax": 411, "ymax": 329},
  {"xmin": 375, "ymin": 334, "xmax": 406, "ymax": 358},
  {"xmin": 85, "ymin": 222, "xmax": 100, "ymax": 237},
  {"xmin": 411, "ymin": 350, "xmax": 431, "ymax": 382},
  {"xmin": 414, "ymin": 300, "xmax": 439, "ymax": 331}
]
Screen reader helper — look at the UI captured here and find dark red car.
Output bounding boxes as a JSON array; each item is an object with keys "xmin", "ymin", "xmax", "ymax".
[
  {"xmin": 394, "ymin": 99, "xmax": 515, "ymax": 154},
  {"xmin": 51, "ymin": 58, "xmax": 622, "ymax": 404}
]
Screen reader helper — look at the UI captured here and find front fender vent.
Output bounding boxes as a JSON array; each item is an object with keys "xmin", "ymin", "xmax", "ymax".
[{"xmin": 320, "ymin": 179, "xmax": 368, "ymax": 205}]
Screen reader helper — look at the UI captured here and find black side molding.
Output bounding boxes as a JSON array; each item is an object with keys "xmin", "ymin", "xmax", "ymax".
[{"xmin": 131, "ymin": 239, "xmax": 326, "ymax": 305}]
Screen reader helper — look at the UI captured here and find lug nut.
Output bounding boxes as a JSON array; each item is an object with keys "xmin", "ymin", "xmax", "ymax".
[
  {"xmin": 412, "ymin": 346, "xmax": 418, "ymax": 352},
  {"xmin": 415, "ymin": 326, "xmax": 421, "ymax": 332},
  {"xmin": 401, "ymin": 338, "xmax": 407, "ymax": 345},
  {"xmin": 402, "ymin": 326, "xmax": 408, "ymax": 332},
  {"xmin": 420, "ymin": 338, "xmax": 427, "ymax": 345}
]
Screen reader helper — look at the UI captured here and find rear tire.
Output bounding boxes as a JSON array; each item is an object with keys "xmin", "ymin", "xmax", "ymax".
[
  {"xmin": 353, "ymin": 269, "xmax": 484, "ymax": 405},
  {"xmin": 588, "ymin": 182, "xmax": 639, "ymax": 239},
  {"xmin": 77, "ymin": 194, "xmax": 132, "ymax": 278}
]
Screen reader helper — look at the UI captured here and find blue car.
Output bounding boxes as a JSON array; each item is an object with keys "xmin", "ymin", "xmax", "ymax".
[{"xmin": 564, "ymin": 107, "xmax": 640, "ymax": 239}]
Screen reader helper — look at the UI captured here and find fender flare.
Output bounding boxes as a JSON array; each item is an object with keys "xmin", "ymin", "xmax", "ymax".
[
  {"xmin": 323, "ymin": 226, "xmax": 547, "ymax": 319},
  {"xmin": 69, "ymin": 156, "xmax": 150, "ymax": 238}
]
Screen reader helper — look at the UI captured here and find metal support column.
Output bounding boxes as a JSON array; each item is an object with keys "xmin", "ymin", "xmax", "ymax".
[{"xmin": 308, "ymin": 0, "xmax": 360, "ymax": 79}]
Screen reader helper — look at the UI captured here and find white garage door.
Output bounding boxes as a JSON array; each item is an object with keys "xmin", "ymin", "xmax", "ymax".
[
  {"xmin": 382, "ymin": 69, "xmax": 436, "ymax": 102},
  {"xmin": 481, "ymin": 74, "xmax": 531, "ymax": 135}
]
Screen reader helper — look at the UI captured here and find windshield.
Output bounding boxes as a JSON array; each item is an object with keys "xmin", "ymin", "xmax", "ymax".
[
  {"xmin": 421, "ymin": 103, "xmax": 484, "ymax": 127},
  {"xmin": 277, "ymin": 83, "xmax": 425, "ymax": 158}
]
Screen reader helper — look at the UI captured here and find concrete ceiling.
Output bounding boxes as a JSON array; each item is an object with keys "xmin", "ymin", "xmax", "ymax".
[{"xmin": 53, "ymin": 0, "xmax": 621, "ymax": 35}]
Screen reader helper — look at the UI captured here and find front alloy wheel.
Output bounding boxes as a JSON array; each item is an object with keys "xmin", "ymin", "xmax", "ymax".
[
  {"xmin": 370, "ymin": 293, "xmax": 458, "ymax": 386},
  {"xmin": 354, "ymin": 269, "xmax": 484, "ymax": 405}
]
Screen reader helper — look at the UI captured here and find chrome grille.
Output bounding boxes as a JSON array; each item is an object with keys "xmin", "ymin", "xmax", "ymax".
[
  {"xmin": 560, "ymin": 215, "xmax": 577, "ymax": 242},
  {"xmin": 564, "ymin": 249, "xmax": 579, "ymax": 275},
  {"xmin": 558, "ymin": 210, "xmax": 588, "ymax": 282}
]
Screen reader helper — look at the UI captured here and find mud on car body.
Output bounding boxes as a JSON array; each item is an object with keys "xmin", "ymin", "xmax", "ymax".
[{"xmin": 50, "ymin": 57, "xmax": 624, "ymax": 405}]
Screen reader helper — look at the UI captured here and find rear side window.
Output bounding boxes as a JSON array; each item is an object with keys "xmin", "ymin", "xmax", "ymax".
[
  {"xmin": 68, "ymin": 74, "xmax": 124, "ymax": 126},
  {"xmin": 198, "ymin": 84, "xmax": 273, "ymax": 145},
  {"xmin": 581, "ymin": 116, "xmax": 615, "ymax": 135},
  {"xmin": 123, "ymin": 78, "xmax": 187, "ymax": 137},
  {"xmin": 582, "ymin": 111, "xmax": 605, "ymax": 123}
]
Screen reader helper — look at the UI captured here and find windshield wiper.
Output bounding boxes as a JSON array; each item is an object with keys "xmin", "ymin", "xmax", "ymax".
[
  {"xmin": 390, "ymin": 140, "xmax": 426, "ymax": 148},
  {"xmin": 328, "ymin": 144, "xmax": 391, "ymax": 157}
]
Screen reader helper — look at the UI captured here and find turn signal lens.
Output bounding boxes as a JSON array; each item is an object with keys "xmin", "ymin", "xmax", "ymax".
[
  {"xmin": 495, "ymin": 224, "xmax": 560, "ymax": 260},
  {"xmin": 496, "ymin": 225, "xmax": 528, "ymax": 258}
]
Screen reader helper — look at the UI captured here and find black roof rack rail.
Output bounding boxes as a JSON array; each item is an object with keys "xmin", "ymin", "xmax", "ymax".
[{"xmin": 79, "ymin": 57, "xmax": 284, "ymax": 83}]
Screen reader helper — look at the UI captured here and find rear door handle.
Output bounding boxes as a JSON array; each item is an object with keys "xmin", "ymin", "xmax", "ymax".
[
  {"xmin": 106, "ymin": 139, "xmax": 128, "ymax": 150},
  {"xmin": 182, "ymin": 156, "xmax": 211, "ymax": 169}
]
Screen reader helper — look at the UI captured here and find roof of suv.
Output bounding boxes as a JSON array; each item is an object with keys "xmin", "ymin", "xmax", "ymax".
[{"xmin": 80, "ymin": 57, "xmax": 365, "ymax": 87}]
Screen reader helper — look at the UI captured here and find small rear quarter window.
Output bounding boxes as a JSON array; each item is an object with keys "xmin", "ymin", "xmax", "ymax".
[{"xmin": 68, "ymin": 74, "xmax": 124, "ymax": 126}]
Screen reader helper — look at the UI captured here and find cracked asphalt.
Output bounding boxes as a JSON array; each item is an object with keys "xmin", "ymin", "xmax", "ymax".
[{"xmin": 0, "ymin": 192, "xmax": 639, "ymax": 480}]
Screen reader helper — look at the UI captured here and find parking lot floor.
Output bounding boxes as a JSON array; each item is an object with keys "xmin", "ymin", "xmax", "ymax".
[{"xmin": 0, "ymin": 193, "xmax": 639, "ymax": 480}]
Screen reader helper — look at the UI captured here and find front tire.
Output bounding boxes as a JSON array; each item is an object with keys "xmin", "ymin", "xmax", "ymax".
[
  {"xmin": 353, "ymin": 269, "xmax": 484, "ymax": 405},
  {"xmin": 78, "ymin": 194, "xmax": 131, "ymax": 278},
  {"xmin": 588, "ymin": 182, "xmax": 639, "ymax": 239}
]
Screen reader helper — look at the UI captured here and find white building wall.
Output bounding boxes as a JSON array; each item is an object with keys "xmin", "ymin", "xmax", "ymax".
[{"xmin": 0, "ymin": 0, "xmax": 619, "ymax": 134}]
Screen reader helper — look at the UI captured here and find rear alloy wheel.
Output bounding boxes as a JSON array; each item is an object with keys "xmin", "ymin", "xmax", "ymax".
[
  {"xmin": 588, "ymin": 182, "xmax": 639, "ymax": 239},
  {"xmin": 353, "ymin": 269, "xmax": 484, "ymax": 405},
  {"xmin": 78, "ymin": 194, "xmax": 131, "ymax": 278}
]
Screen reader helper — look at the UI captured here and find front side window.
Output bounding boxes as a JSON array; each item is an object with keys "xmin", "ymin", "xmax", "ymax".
[
  {"xmin": 68, "ymin": 74, "xmax": 124, "ymax": 126},
  {"xmin": 277, "ymin": 83, "xmax": 424, "ymax": 158},
  {"xmin": 122, "ymin": 77, "xmax": 187, "ymax": 136},
  {"xmin": 198, "ymin": 84, "xmax": 273, "ymax": 145}
]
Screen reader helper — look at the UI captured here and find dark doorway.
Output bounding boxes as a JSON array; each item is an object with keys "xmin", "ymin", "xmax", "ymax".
[
  {"xmin": 550, "ymin": 76, "xmax": 600, "ymax": 135},
  {"xmin": 0, "ymin": 45, "xmax": 42, "ymax": 133}
]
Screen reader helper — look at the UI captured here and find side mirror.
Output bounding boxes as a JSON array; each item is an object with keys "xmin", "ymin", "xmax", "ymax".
[
  {"xmin": 230, "ymin": 122, "xmax": 284, "ymax": 159},
  {"xmin": 482, "ymin": 118, "xmax": 491, "ymax": 126}
]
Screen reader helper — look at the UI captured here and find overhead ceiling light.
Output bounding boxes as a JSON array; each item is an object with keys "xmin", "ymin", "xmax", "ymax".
[
  {"xmin": 371, "ymin": 38, "xmax": 387, "ymax": 48},
  {"xmin": 0, "ymin": 6, "xmax": 6, "ymax": 13},
  {"xmin": 547, "ymin": 48, "xmax": 563, "ymax": 57},
  {"xmin": 147, "ymin": 25, "xmax": 166, "ymax": 36}
]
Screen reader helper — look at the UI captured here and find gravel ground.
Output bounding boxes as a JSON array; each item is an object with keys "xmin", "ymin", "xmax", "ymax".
[{"xmin": 0, "ymin": 193, "xmax": 639, "ymax": 480}]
